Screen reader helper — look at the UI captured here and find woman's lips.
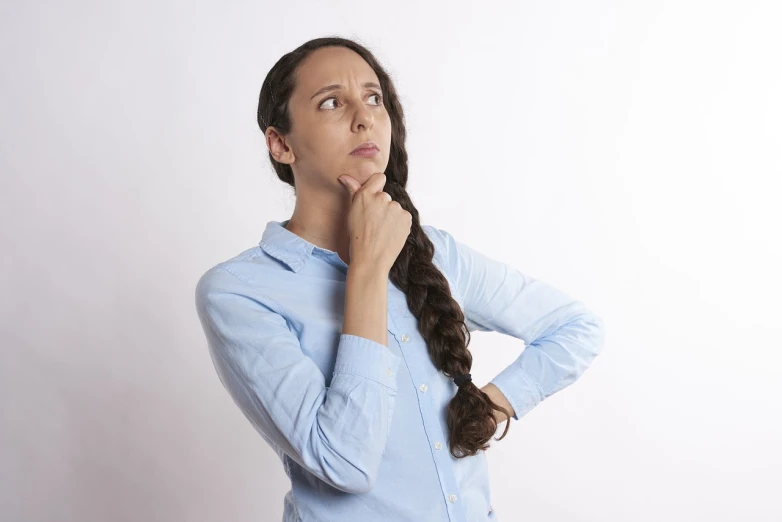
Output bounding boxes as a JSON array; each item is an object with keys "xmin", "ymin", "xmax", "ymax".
[{"xmin": 350, "ymin": 147, "xmax": 379, "ymax": 157}]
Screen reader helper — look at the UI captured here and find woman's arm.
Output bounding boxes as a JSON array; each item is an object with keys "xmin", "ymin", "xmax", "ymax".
[
  {"xmin": 343, "ymin": 263, "xmax": 389, "ymax": 347},
  {"xmin": 195, "ymin": 265, "xmax": 401, "ymax": 494},
  {"xmin": 425, "ymin": 224, "xmax": 606, "ymax": 422}
]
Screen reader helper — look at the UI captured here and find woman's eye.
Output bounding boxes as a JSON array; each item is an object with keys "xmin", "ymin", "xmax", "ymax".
[
  {"xmin": 320, "ymin": 97, "xmax": 338, "ymax": 110},
  {"xmin": 319, "ymin": 93, "xmax": 383, "ymax": 111}
]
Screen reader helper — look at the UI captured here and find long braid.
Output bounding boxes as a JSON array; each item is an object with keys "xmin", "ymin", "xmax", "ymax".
[{"xmin": 385, "ymin": 180, "xmax": 511, "ymax": 457}]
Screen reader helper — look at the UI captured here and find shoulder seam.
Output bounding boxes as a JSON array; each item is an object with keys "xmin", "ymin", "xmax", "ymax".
[
  {"xmin": 422, "ymin": 224, "xmax": 445, "ymax": 266},
  {"xmin": 214, "ymin": 265, "xmax": 294, "ymax": 324},
  {"xmin": 422, "ymin": 225, "xmax": 461, "ymax": 303}
]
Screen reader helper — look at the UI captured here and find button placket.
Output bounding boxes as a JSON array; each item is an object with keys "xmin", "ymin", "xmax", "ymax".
[{"xmin": 390, "ymin": 311, "xmax": 459, "ymax": 509}]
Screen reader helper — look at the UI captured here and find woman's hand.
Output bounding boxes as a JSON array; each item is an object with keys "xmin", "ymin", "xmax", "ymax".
[
  {"xmin": 481, "ymin": 383, "xmax": 515, "ymax": 425},
  {"xmin": 338, "ymin": 172, "xmax": 412, "ymax": 273}
]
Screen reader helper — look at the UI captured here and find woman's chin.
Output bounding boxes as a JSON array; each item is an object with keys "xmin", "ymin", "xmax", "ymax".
[{"xmin": 353, "ymin": 158, "xmax": 385, "ymax": 178}]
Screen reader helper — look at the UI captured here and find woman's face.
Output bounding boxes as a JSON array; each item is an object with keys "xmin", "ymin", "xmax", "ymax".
[{"xmin": 268, "ymin": 46, "xmax": 392, "ymax": 190}]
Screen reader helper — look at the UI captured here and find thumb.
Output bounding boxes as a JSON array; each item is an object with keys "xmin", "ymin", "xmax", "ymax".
[{"xmin": 338, "ymin": 175, "xmax": 361, "ymax": 198}]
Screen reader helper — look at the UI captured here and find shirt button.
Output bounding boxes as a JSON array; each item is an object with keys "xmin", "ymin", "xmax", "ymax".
[
  {"xmin": 400, "ymin": 334, "xmax": 409, "ymax": 343},
  {"xmin": 434, "ymin": 441, "xmax": 442, "ymax": 450},
  {"xmin": 448, "ymin": 494, "xmax": 457, "ymax": 503},
  {"xmin": 419, "ymin": 383, "xmax": 428, "ymax": 392},
  {"xmin": 387, "ymin": 368, "xmax": 393, "ymax": 377}
]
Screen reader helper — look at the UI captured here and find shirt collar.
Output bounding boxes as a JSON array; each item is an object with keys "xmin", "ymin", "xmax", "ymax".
[{"xmin": 259, "ymin": 219, "xmax": 345, "ymax": 273}]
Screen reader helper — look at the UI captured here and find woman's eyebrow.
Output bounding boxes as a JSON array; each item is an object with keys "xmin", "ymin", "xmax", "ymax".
[{"xmin": 310, "ymin": 82, "xmax": 382, "ymax": 100}]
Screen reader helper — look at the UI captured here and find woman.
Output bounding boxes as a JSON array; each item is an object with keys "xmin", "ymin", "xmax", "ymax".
[{"xmin": 195, "ymin": 36, "xmax": 605, "ymax": 522}]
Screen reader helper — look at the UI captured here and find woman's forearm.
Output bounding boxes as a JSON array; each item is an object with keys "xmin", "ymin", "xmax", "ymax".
[{"xmin": 342, "ymin": 263, "xmax": 389, "ymax": 347}]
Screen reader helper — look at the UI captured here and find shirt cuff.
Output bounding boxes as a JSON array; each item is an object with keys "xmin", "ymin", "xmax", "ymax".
[
  {"xmin": 490, "ymin": 361, "xmax": 544, "ymax": 421},
  {"xmin": 333, "ymin": 333, "xmax": 402, "ymax": 389}
]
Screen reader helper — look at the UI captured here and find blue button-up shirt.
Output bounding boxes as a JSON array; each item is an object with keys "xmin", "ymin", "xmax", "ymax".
[{"xmin": 194, "ymin": 219, "xmax": 605, "ymax": 522}]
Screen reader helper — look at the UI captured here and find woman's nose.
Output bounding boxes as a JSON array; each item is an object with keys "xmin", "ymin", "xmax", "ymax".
[{"xmin": 351, "ymin": 102, "xmax": 374, "ymax": 131}]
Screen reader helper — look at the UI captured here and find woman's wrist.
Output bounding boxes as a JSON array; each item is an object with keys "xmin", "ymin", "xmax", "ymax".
[{"xmin": 481, "ymin": 382, "xmax": 515, "ymax": 424}]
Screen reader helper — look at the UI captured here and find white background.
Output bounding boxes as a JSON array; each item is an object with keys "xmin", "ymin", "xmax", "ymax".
[{"xmin": 2, "ymin": 1, "xmax": 780, "ymax": 521}]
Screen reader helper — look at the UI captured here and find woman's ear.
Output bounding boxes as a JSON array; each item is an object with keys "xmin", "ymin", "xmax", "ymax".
[{"xmin": 266, "ymin": 127, "xmax": 295, "ymax": 164}]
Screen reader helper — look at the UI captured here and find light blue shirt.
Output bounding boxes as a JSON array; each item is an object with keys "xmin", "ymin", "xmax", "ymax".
[{"xmin": 194, "ymin": 219, "xmax": 605, "ymax": 522}]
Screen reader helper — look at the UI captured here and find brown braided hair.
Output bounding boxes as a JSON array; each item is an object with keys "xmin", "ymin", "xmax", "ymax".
[{"xmin": 257, "ymin": 36, "xmax": 511, "ymax": 458}]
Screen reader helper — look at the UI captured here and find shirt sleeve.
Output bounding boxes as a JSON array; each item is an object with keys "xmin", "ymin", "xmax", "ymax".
[
  {"xmin": 194, "ymin": 266, "xmax": 402, "ymax": 494},
  {"xmin": 423, "ymin": 225, "xmax": 606, "ymax": 421}
]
